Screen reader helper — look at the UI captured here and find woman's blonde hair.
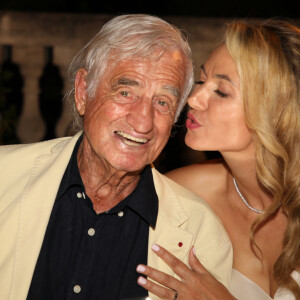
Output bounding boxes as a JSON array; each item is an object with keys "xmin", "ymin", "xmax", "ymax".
[{"xmin": 225, "ymin": 19, "xmax": 300, "ymax": 297}]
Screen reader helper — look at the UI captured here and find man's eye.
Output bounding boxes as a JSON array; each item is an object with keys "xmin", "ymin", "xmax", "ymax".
[
  {"xmin": 113, "ymin": 90, "xmax": 137, "ymax": 104},
  {"xmin": 120, "ymin": 91, "xmax": 130, "ymax": 97},
  {"xmin": 195, "ymin": 80, "xmax": 205, "ymax": 85},
  {"xmin": 153, "ymin": 99, "xmax": 171, "ymax": 114},
  {"xmin": 158, "ymin": 100, "xmax": 168, "ymax": 106}
]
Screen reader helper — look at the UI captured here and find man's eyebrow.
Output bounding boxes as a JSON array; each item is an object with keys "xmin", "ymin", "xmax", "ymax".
[
  {"xmin": 162, "ymin": 85, "xmax": 181, "ymax": 100},
  {"xmin": 201, "ymin": 64, "xmax": 235, "ymax": 86},
  {"xmin": 112, "ymin": 77, "xmax": 140, "ymax": 89}
]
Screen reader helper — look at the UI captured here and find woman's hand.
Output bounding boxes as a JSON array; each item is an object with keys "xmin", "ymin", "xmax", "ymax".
[{"xmin": 136, "ymin": 244, "xmax": 236, "ymax": 300}]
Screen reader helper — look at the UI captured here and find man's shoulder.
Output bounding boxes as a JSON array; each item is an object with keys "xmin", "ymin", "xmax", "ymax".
[
  {"xmin": 0, "ymin": 134, "xmax": 79, "ymax": 186},
  {"xmin": 0, "ymin": 134, "xmax": 80, "ymax": 213},
  {"xmin": 0, "ymin": 136, "xmax": 73, "ymax": 156},
  {"xmin": 0, "ymin": 135, "xmax": 80, "ymax": 166}
]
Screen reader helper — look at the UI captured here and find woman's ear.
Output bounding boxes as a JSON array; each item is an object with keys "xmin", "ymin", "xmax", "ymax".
[{"xmin": 74, "ymin": 68, "xmax": 88, "ymax": 116}]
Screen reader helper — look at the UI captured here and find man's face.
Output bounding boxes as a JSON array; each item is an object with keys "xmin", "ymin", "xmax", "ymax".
[{"xmin": 75, "ymin": 51, "xmax": 187, "ymax": 173}]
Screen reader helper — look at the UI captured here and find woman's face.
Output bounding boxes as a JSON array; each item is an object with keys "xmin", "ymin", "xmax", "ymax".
[{"xmin": 185, "ymin": 44, "xmax": 254, "ymax": 155}]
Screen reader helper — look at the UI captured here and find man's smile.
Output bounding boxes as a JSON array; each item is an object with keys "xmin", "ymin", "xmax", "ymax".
[{"xmin": 115, "ymin": 131, "xmax": 148, "ymax": 146}]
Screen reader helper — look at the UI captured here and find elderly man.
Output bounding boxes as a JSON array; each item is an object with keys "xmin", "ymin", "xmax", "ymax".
[{"xmin": 0, "ymin": 14, "xmax": 232, "ymax": 300}]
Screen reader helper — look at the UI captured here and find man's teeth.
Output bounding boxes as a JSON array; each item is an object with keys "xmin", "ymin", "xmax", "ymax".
[
  {"xmin": 116, "ymin": 131, "xmax": 147, "ymax": 145},
  {"xmin": 123, "ymin": 140, "xmax": 141, "ymax": 146}
]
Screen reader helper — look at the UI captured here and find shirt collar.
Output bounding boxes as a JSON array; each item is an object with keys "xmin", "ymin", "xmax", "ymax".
[
  {"xmin": 57, "ymin": 136, "xmax": 158, "ymax": 228},
  {"xmin": 125, "ymin": 165, "xmax": 158, "ymax": 228},
  {"xmin": 56, "ymin": 135, "xmax": 83, "ymax": 199}
]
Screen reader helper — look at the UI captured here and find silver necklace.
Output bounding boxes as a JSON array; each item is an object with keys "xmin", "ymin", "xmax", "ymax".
[{"xmin": 232, "ymin": 177, "xmax": 264, "ymax": 214}]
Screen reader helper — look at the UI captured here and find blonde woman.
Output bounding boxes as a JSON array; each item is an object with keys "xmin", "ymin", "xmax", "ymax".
[{"xmin": 136, "ymin": 19, "xmax": 300, "ymax": 299}]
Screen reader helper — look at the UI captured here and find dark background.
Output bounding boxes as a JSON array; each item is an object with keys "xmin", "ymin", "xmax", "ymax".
[{"xmin": 0, "ymin": 0, "xmax": 299, "ymax": 18}]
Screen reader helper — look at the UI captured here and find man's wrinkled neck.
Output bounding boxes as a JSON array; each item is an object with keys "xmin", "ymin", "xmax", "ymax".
[{"xmin": 76, "ymin": 137, "xmax": 142, "ymax": 214}]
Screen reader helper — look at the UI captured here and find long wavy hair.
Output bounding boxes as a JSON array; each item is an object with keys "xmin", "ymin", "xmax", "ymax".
[
  {"xmin": 67, "ymin": 14, "xmax": 194, "ymax": 132},
  {"xmin": 225, "ymin": 19, "xmax": 300, "ymax": 297}
]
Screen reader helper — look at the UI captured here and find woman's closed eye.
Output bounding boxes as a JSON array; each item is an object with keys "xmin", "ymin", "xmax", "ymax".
[
  {"xmin": 195, "ymin": 80, "xmax": 228, "ymax": 98},
  {"xmin": 215, "ymin": 89, "xmax": 228, "ymax": 98}
]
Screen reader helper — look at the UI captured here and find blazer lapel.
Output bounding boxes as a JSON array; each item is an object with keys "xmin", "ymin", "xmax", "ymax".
[
  {"xmin": 148, "ymin": 169, "xmax": 193, "ymax": 300},
  {"xmin": 9, "ymin": 134, "xmax": 80, "ymax": 300}
]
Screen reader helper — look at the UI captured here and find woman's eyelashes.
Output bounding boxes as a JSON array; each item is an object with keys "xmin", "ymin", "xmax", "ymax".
[
  {"xmin": 195, "ymin": 80, "xmax": 229, "ymax": 98},
  {"xmin": 215, "ymin": 89, "xmax": 228, "ymax": 98}
]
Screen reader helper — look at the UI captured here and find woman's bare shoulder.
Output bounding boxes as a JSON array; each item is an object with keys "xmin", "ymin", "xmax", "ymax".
[{"xmin": 166, "ymin": 159, "xmax": 228, "ymax": 198}]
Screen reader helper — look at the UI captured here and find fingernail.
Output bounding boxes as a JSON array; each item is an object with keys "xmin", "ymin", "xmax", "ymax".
[
  {"xmin": 192, "ymin": 246, "xmax": 196, "ymax": 256},
  {"xmin": 138, "ymin": 276, "xmax": 147, "ymax": 285},
  {"xmin": 136, "ymin": 265, "xmax": 146, "ymax": 273},
  {"xmin": 152, "ymin": 244, "xmax": 160, "ymax": 252}
]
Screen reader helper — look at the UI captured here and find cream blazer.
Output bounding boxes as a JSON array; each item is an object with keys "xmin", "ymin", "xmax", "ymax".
[{"xmin": 0, "ymin": 133, "xmax": 232, "ymax": 300}]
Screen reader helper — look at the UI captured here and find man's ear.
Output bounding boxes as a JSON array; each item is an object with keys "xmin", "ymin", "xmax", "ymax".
[{"xmin": 74, "ymin": 68, "xmax": 88, "ymax": 116}]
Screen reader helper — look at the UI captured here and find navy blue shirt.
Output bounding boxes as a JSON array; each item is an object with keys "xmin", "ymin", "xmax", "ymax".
[{"xmin": 27, "ymin": 138, "xmax": 158, "ymax": 300}]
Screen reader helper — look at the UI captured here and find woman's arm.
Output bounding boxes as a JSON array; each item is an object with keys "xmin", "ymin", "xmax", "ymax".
[{"xmin": 137, "ymin": 244, "xmax": 236, "ymax": 300}]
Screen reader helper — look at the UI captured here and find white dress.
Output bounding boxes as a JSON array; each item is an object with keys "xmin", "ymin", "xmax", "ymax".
[{"xmin": 229, "ymin": 269, "xmax": 300, "ymax": 300}]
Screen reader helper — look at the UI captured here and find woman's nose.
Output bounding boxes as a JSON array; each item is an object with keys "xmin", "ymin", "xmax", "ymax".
[{"xmin": 187, "ymin": 86, "xmax": 209, "ymax": 111}]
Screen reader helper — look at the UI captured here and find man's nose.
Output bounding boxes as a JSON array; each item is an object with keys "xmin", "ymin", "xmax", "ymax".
[
  {"xmin": 126, "ymin": 98, "xmax": 155, "ymax": 133},
  {"xmin": 187, "ymin": 86, "xmax": 209, "ymax": 111}
]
